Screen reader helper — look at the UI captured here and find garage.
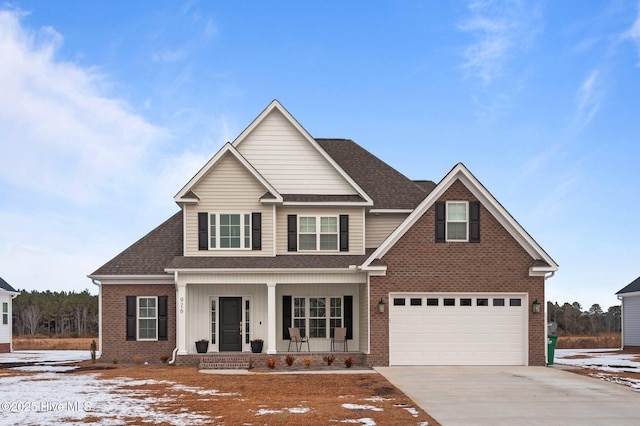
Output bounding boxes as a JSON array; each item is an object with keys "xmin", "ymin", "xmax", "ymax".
[{"xmin": 389, "ymin": 293, "xmax": 528, "ymax": 366}]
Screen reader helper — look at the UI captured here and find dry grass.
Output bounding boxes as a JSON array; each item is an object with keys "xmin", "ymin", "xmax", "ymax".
[
  {"xmin": 556, "ymin": 333, "xmax": 621, "ymax": 349},
  {"xmin": 71, "ymin": 364, "xmax": 440, "ymax": 425},
  {"xmin": 12, "ymin": 337, "xmax": 95, "ymax": 351}
]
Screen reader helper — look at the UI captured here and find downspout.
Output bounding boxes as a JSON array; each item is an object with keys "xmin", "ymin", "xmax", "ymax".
[
  {"xmin": 91, "ymin": 279, "xmax": 102, "ymax": 355},
  {"xmin": 618, "ymin": 295, "xmax": 624, "ymax": 351},
  {"xmin": 169, "ymin": 270, "xmax": 179, "ymax": 364}
]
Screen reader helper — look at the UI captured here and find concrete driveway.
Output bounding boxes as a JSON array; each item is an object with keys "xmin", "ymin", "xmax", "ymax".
[{"xmin": 376, "ymin": 366, "xmax": 640, "ymax": 426}]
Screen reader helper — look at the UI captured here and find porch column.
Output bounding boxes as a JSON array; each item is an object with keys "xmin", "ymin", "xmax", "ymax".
[
  {"xmin": 266, "ymin": 281, "xmax": 277, "ymax": 354},
  {"xmin": 176, "ymin": 281, "xmax": 187, "ymax": 355}
]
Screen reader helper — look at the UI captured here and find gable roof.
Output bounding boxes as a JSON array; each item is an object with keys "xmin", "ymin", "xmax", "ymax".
[
  {"xmin": 362, "ymin": 163, "xmax": 559, "ymax": 274},
  {"xmin": 89, "ymin": 212, "xmax": 183, "ymax": 276},
  {"xmin": 617, "ymin": 276, "xmax": 640, "ymax": 295},
  {"xmin": 0, "ymin": 276, "xmax": 18, "ymax": 293},
  {"xmin": 316, "ymin": 139, "xmax": 432, "ymax": 210},
  {"xmin": 174, "ymin": 142, "xmax": 283, "ymax": 204}
]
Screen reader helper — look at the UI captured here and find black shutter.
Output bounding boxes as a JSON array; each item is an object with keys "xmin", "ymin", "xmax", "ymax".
[
  {"xmin": 344, "ymin": 296, "xmax": 353, "ymax": 339},
  {"xmin": 339, "ymin": 215, "xmax": 349, "ymax": 252},
  {"xmin": 126, "ymin": 296, "xmax": 136, "ymax": 341},
  {"xmin": 435, "ymin": 202, "xmax": 446, "ymax": 243},
  {"xmin": 469, "ymin": 201, "xmax": 480, "ymax": 243},
  {"xmin": 287, "ymin": 215, "xmax": 297, "ymax": 252},
  {"xmin": 158, "ymin": 296, "xmax": 168, "ymax": 341},
  {"xmin": 252, "ymin": 212, "xmax": 262, "ymax": 250},
  {"xmin": 198, "ymin": 212, "xmax": 208, "ymax": 250},
  {"xmin": 282, "ymin": 296, "xmax": 292, "ymax": 339}
]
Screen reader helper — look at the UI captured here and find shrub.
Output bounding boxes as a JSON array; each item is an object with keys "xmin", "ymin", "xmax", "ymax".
[
  {"xmin": 266, "ymin": 358, "xmax": 276, "ymax": 369},
  {"xmin": 285, "ymin": 355, "xmax": 295, "ymax": 366},
  {"xmin": 89, "ymin": 340, "xmax": 97, "ymax": 364},
  {"xmin": 112, "ymin": 358, "xmax": 118, "ymax": 365},
  {"xmin": 160, "ymin": 354, "xmax": 170, "ymax": 363},
  {"xmin": 133, "ymin": 356, "xmax": 142, "ymax": 365},
  {"xmin": 323, "ymin": 354, "xmax": 336, "ymax": 366},
  {"xmin": 303, "ymin": 357, "xmax": 312, "ymax": 368},
  {"xmin": 344, "ymin": 356, "xmax": 355, "ymax": 368}
]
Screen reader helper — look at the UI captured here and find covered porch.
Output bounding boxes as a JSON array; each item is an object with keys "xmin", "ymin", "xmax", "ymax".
[{"xmin": 171, "ymin": 270, "xmax": 370, "ymax": 356}]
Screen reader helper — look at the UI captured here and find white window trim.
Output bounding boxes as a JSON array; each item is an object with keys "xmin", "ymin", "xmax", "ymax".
[
  {"xmin": 292, "ymin": 296, "xmax": 343, "ymax": 339},
  {"xmin": 2, "ymin": 302, "xmax": 8, "ymax": 325},
  {"xmin": 446, "ymin": 201, "xmax": 469, "ymax": 242},
  {"xmin": 298, "ymin": 215, "xmax": 339, "ymax": 252},
  {"xmin": 137, "ymin": 296, "xmax": 158, "ymax": 341},
  {"xmin": 209, "ymin": 212, "xmax": 252, "ymax": 250}
]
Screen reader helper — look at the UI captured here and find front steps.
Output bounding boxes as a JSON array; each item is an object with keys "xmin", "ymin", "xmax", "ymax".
[{"xmin": 198, "ymin": 355, "xmax": 250, "ymax": 370}]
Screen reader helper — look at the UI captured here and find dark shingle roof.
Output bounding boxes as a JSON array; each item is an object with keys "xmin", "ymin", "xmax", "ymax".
[
  {"xmin": 0, "ymin": 276, "xmax": 17, "ymax": 292},
  {"xmin": 316, "ymin": 139, "xmax": 431, "ymax": 210},
  {"xmin": 166, "ymin": 251, "xmax": 376, "ymax": 270},
  {"xmin": 617, "ymin": 276, "xmax": 640, "ymax": 295},
  {"xmin": 90, "ymin": 212, "xmax": 183, "ymax": 276}
]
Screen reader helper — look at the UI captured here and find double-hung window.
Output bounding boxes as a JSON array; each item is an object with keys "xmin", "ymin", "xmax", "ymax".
[
  {"xmin": 210, "ymin": 213, "xmax": 251, "ymax": 249},
  {"xmin": 292, "ymin": 296, "xmax": 344, "ymax": 338},
  {"xmin": 2, "ymin": 302, "xmax": 7, "ymax": 325},
  {"xmin": 446, "ymin": 201, "xmax": 468, "ymax": 241},
  {"xmin": 293, "ymin": 297, "xmax": 306, "ymax": 338},
  {"xmin": 309, "ymin": 297, "xmax": 327, "ymax": 338},
  {"xmin": 299, "ymin": 216, "xmax": 338, "ymax": 251},
  {"xmin": 138, "ymin": 297, "xmax": 157, "ymax": 340}
]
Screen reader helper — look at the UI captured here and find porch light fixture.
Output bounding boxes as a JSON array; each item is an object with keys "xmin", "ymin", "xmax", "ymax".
[
  {"xmin": 378, "ymin": 299, "xmax": 385, "ymax": 313},
  {"xmin": 532, "ymin": 299, "xmax": 541, "ymax": 314}
]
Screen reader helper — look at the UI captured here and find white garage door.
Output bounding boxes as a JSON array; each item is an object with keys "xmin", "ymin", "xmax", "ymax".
[{"xmin": 389, "ymin": 293, "xmax": 527, "ymax": 366}]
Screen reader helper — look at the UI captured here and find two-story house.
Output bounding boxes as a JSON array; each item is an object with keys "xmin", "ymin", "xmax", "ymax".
[{"xmin": 89, "ymin": 100, "xmax": 558, "ymax": 366}]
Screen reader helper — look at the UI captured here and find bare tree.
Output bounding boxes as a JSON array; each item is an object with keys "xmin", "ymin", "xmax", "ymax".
[{"xmin": 20, "ymin": 305, "xmax": 43, "ymax": 335}]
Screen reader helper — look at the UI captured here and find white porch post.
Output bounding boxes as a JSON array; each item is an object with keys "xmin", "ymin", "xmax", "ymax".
[
  {"xmin": 176, "ymin": 280, "xmax": 187, "ymax": 355},
  {"xmin": 266, "ymin": 281, "xmax": 277, "ymax": 354}
]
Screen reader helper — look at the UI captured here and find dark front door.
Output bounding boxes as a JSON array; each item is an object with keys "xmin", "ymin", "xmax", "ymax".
[{"xmin": 219, "ymin": 297, "xmax": 242, "ymax": 351}]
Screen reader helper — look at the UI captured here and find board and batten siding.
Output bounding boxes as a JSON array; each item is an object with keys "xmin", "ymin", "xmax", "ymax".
[
  {"xmin": 276, "ymin": 207, "xmax": 365, "ymax": 255},
  {"xmin": 276, "ymin": 283, "xmax": 360, "ymax": 352},
  {"xmin": 365, "ymin": 213, "xmax": 409, "ymax": 249},
  {"xmin": 184, "ymin": 152, "xmax": 274, "ymax": 256},
  {"xmin": 623, "ymin": 295, "xmax": 640, "ymax": 346},
  {"xmin": 236, "ymin": 109, "xmax": 356, "ymax": 195}
]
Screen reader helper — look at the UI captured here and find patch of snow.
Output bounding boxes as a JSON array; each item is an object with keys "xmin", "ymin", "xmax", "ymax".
[
  {"xmin": 555, "ymin": 349, "xmax": 640, "ymax": 374},
  {"xmin": 339, "ymin": 418, "xmax": 377, "ymax": 425},
  {"xmin": 362, "ymin": 396, "xmax": 394, "ymax": 402},
  {"xmin": 11, "ymin": 365, "xmax": 80, "ymax": 372},
  {"xmin": 590, "ymin": 373, "xmax": 640, "ymax": 390},
  {"xmin": 288, "ymin": 406, "xmax": 310, "ymax": 414},
  {"xmin": 0, "ymin": 350, "xmax": 91, "ymax": 364},
  {"xmin": 342, "ymin": 403, "xmax": 383, "ymax": 412},
  {"xmin": 255, "ymin": 408, "xmax": 283, "ymax": 415}
]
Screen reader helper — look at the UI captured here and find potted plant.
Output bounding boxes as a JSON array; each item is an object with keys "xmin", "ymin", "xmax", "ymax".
[
  {"xmin": 195, "ymin": 339, "xmax": 209, "ymax": 353},
  {"xmin": 250, "ymin": 338, "xmax": 264, "ymax": 353}
]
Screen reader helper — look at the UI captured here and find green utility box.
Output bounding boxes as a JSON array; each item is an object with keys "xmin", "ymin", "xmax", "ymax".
[{"xmin": 547, "ymin": 335, "xmax": 558, "ymax": 365}]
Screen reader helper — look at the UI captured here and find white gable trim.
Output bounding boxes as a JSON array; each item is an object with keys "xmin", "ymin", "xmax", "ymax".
[
  {"xmin": 232, "ymin": 100, "xmax": 373, "ymax": 206},
  {"xmin": 174, "ymin": 142, "xmax": 283, "ymax": 203},
  {"xmin": 362, "ymin": 163, "xmax": 559, "ymax": 274}
]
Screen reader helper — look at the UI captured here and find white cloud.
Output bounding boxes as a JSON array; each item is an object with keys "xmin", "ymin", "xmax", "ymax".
[
  {"xmin": 0, "ymin": 8, "xmax": 167, "ymax": 204},
  {"xmin": 625, "ymin": 3, "xmax": 640, "ymax": 65},
  {"xmin": 458, "ymin": 0, "xmax": 543, "ymax": 84},
  {"xmin": 574, "ymin": 69, "xmax": 602, "ymax": 128}
]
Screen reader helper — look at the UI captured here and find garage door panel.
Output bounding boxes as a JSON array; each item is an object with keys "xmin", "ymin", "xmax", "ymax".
[{"xmin": 389, "ymin": 293, "xmax": 527, "ymax": 366}]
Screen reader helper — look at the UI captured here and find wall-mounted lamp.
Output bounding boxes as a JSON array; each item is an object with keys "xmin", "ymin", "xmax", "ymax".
[
  {"xmin": 532, "ymin": 299, "xmax": 541, "ymax": 314},
  {"xmin": 378, "ymin": 299, "xmax": 385, "ymax": 313}
]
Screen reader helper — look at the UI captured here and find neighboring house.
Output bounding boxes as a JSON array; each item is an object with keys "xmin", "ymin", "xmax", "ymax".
[
  {"xmin": 616, "ymin": 277, "xmax": 640, "ymax": 350},
  {"xmin": 89, "ymin": 100, "xmax": 558, "ymax": 366},
  {"xmin": 0, "ymin": 276, "xmax": 18, "ymax": 353}
]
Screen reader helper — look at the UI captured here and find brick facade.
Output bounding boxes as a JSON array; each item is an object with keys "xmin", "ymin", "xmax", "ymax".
[
  {"xmin": 368, "ymin": 180, "xmax": 546, "ymax": 366},
  {"xmin": 0, "ymin": 343, "xmax": 10, "ymax": 353},
  {"xmin": 101, "ymin": 284, "xmax": 176, "ymax": 364}
]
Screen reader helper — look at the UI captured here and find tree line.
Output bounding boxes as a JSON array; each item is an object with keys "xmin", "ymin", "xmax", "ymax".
[
  {"xmin": 12, "ymin": 289, "xmax": 98, "ymax": 337},
  {"xmin": 547, "ymin": 301, "xmax": 621, "ymax": 335}
]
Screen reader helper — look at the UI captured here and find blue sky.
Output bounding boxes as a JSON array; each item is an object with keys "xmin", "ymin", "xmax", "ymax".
[{"xmin": 1, "ymin": 1, "xmax": 639, "ymax": 311}]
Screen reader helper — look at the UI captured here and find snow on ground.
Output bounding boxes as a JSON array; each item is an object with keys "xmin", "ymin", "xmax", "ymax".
[
  {"xmin": 555, "ymin": 348, "xmax": 640, "ymax": 391},
  {"xmin": 0, "ymin": 350, "xmax": 91, "ymax": 365}
]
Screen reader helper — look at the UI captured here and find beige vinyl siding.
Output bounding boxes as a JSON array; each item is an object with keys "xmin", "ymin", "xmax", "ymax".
[
  {"xmin": 365, "ymin": 213, "xmax": 408, "ymax": 249},
  {"xmin": 236, "ymin": 109, "xmax": 356, "ymax": 195},
  {"xmin": 276, "ymin": 207, "xmax": 364, "ymax": 255},
  {"xmin": 184, "ymin": 153, "xmax": 274, "ymax": 256}
]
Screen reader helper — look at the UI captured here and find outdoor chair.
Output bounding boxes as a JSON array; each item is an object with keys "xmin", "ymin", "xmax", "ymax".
[
  {"xmin": 287, "ymin": 327, "xmax": 310, "ymax": 352},
  {"xmin": 331, "ymin": 327, "xmax": 348, "ymax": 352}
]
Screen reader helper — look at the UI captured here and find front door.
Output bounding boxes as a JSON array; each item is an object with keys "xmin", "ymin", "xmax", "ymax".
[{"xmin": 219, "ymin": 297, "xmax": 242, "ymax": 351}]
